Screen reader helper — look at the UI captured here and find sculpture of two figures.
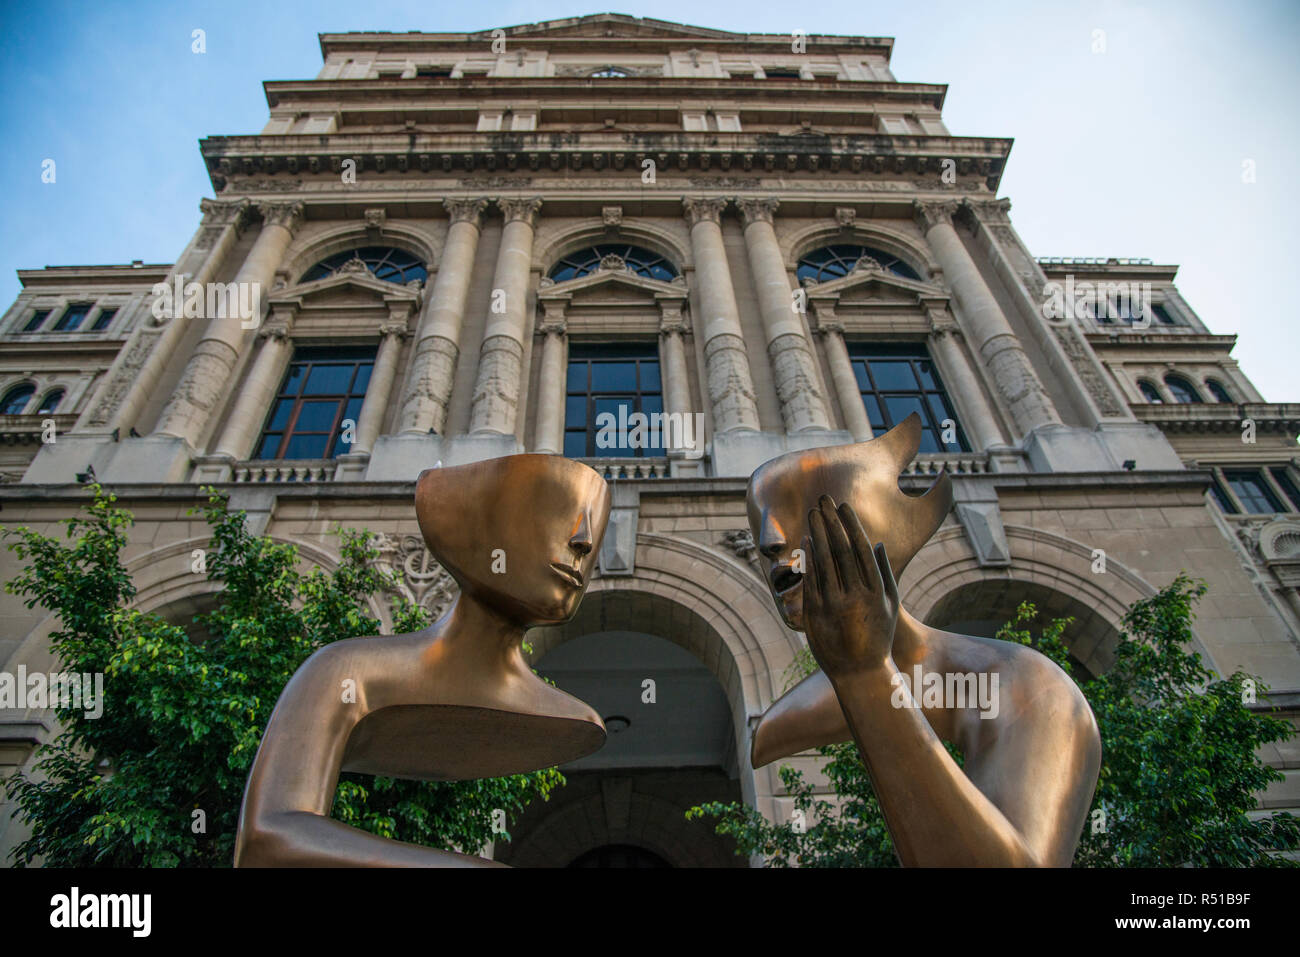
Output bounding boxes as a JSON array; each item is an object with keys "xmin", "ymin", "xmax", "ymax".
[{"xmin": 234, "ymin": 414, "xmax": 1100, "ymax": 867}]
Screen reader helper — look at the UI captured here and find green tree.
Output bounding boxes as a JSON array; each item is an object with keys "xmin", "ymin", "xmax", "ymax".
[
  {"xmin": 689, "ymin": 576, "xmax": 1299, "ymax": 867},
  {"xmin": 3, "ymin": 483, "xmax": 562, "ymax": 867}
]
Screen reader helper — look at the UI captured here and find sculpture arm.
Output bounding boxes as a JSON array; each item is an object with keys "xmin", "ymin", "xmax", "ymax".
[{"xmin": 234, "ymin": 641, "xmax": 502, "ymax": 868}]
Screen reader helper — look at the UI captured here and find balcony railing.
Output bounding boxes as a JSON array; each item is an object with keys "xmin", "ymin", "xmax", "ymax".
[
  {"xmin": 579, "ymin": 457, "xmax": 669, "ymax": 480},
  {"xmin": 905, "ymin": 452, "xmax": 991, "ymax": 475},
  {"xmin": 233, "ymin": 459, "xmax": 338, "ymax": 483}
]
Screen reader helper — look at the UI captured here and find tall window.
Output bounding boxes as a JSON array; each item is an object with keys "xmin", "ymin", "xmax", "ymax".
[
  {"xmin": 796, "ymin": 245, "xmax": 921, "ymax": 283},
  {"xmin": 1224, "ymin": 470, "xmax": 1283, "ymax": 514},
  {"xmin": 564, "ymin": 343, "xmax": 663, "ymax": 458},
  {"xmin": 300, "ymin": 247, "xmax": 427, "ymax": 286},
  {"xmin": 549, "ymin": 245, "xmax": 678, "ymax": 283},
  {"xmin": 0, "ymin": 384, "xmax": 35, "ymax": 414},
  {"xmin": 52, "ymin": 304, "xmax": 92, "ymax": 332},
  {"xmin": 1163, "ymin": 374, "xmax": 1202, "ymax": 404},
  {"xmin": 846, "ymin": 343, "xmax": 968, "ymax": 453},
  {"xmin": 1204, "ymin": 379, "xmax": 1233, "ymax": 403},
  {"xmin": 1137, "ymin": 380, "xmax": 1163, "ymax": 403},
  {"xmin": 36, "ymin": 389, "xmax": 65, "ymax": 413},
  {"xmin": 255, "ymin": 347, "xmax": 374, "ymax": 460}
]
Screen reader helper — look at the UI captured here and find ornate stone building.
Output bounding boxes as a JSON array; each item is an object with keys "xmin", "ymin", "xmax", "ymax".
[{"xmin": 2, "ymin": 14, "xmax": 1297, "ymax": 866}]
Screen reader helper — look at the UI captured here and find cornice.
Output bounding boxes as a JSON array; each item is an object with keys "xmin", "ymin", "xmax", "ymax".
[
  {"xmin": 1085, "ymin": 332, "xmax": 1238, "ymax": 350},
  {"xmin": 1131, "ymin": 403, "xmax": 1300, "ymax": 435}
]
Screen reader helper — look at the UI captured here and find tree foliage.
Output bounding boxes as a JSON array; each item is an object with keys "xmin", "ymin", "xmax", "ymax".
[
  {"xmin": 690, "ymin": 575, "xmax": 1299, "ymax": 867},
  {"xmin": 3, "ymin": 483, "xmax": 561, "ymax": 867}
]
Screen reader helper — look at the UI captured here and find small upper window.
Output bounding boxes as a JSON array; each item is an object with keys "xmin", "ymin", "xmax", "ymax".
[
  {"xmin": 300, "ymin": 247, "xmax": 427, "ymax": 286},
  {"xmin": 91, "ymin": 308, "xmax": 118, "ymax": 332},
  {"xmin": 1, "ymin": 384, "xmax": 35, "ymax": 414},
  {"xmin": 1225, "ymin": 470, "xmax": 1283, "ymax": 514},
  {"xmin": 1137, "ymin": 380, "xmax": 1163, "ymax": 403},
  {"xmin": 52, "ymin": 304, "xmax": 92, "ymax": 332},
  {"xmin": 1204, "ymin": 379, "xmax": 1233, "ymax": 403},
  {"xmin": 416, "ymin": 68, "xmax": 451, "ymax": 78},
  {"xmin": 1151, "ymin": 303, "xmax": 1177, "ymax": 325},
  {"xmin": 1163, "ymin": 374, "xmax": 1202, "ymax": 404},
  {"xmin": 797, "ymin": 245, "xmax": 921, "ymax": 283},
  {"xmin": 549, "ymin": 245, "xmax": 679, "ymax": 283},
  {"xmin": 765, "ymin": 68, "xmax": 803, "ymax": 78},
  {"xmin": 36, "ymin": 389, "xmax": 65, "ymax": 414},
  {"xmin": 590, "ymin": 66, "xmax": 630, "ymax": 78},
  {"xmin": 22, "ymin": 309, "xmax": 50, "ymax": 332}
]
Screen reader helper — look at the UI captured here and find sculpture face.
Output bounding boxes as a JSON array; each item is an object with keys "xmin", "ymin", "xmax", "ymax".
[
  {"xmin": 415, "ymin": 455, "xmax": 611, "ymax": 625},
  {"xmin": 746, "ymin": 414, "xmax": 953, "ymax": 631}
]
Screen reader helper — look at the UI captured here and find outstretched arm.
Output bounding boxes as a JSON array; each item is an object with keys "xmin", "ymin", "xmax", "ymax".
[
  {"xmin": 234, "ymin": 642, "xmax": 501, "ymax": 868},
  {"xmin": 801, "ymin": 496, "xmax": 1098, "ymax": 867}
]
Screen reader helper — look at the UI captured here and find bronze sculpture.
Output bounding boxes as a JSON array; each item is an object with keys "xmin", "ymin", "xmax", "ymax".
[
  {"xmin": 747, "ymin": 414, "xmax": 1101, "ymax": 866},
  {"xmin": 234, "ymin": 454, "xmax": 611, "ymax": 866}
]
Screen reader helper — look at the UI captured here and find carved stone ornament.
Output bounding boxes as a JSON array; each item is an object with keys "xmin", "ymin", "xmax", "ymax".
[
  {"xmin": 599, "ymin": 253, "xmax": 627, "ymax": 272},
  {"xmin": 374, "ymin": 533, "xmax": 460, "ymax": 621}
]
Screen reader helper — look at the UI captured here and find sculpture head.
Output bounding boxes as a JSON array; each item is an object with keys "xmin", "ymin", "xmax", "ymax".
[
  {"xmin": 415, "ymin": 455, "xmax": 611, "ymax": 626},
  {"xmin": 746, "ymin": 414, "xmax": 953, "ymax": 631}
]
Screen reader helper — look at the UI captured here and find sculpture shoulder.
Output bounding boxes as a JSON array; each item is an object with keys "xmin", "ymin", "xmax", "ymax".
[{"xmin": 274, "ymin": 632, "xmax": 422, "ymax": 713}]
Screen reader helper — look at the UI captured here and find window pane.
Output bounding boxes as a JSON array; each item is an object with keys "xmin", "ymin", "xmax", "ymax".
[
  {"xmin": 1226, "ymin": 471, "xmax": 1282, "ymax": 514},
  {"xmin": 884, "ymin": 395, "xmax": 927, "ymax": 426},
  {"xmin": 304, "ymin": 363, "xmax": 354, "ymax": 395},
  {"xmin": 915, "ymin": 360, "xmax": 940, "ymax": 390},
  {"xmin": 565, "ymin": 396, "xmax": 587, "ymax": 428},
  {"xmin": 1, "ymin": 385, "xmax": 34, "ymax": 414},
  {"xmin": 927, "ymin": 393, "xmax": 954, "ymax": 428},
  {"xmin": 36, "ymin": 390, "xmax": 64, "ymax": 413},
  {"xmin": 53, "ymin": 305, "xmax": 90, "ymax": 331},
  {"xmin": 295, "ymin": 400, "xmax": 341, "ymax": 433},
  {"xmin": 283, "ymin": 433, "xmax": 329, "ymax": 460},
  {"xmin": 639, "ymin": 361, "xmax": 661, "ymax": 392},
  {"xmin": 641, "ymin": 394, "xmax": 663, "ymax": 418},
  {"xmin": 268, "ymin": 399, "xmax": 295, "ymax": 431},
  {"xmin": 1269, "ymin": 468, "xmax": 1300, "ymax": 510},
  {"xmin": 281, "ymin": 365, "xmax": 305, "ymax": 396},
  {"xmin": 566, "ymin": 362, "xmax": 587, "ymax": 392},
  {"xmin": 351, "ymin": 363, "xmax": 373, "ymax": 395},
  {"xmin": 852, "ymin": 361, "xmax": 872, "ymax": 391},
  {"xmin": 564, "ymin": 431, "xmax": 588, "ymax": 458},
  {"xmin": 868, "ymin": 361, "xmax": 917, "ymax": 391},
  {"xmin": 91, "ymin": 308, "xmax": 117, "ymax": 331},
  {"xmin": 23, "ymin": 310, "xmax": 50, "ymax": 332},
  {"xmin": 917, "ymin": 428, "xmax": 941, "ymax": 453},
  {"xmin": 861, "ymin": 394, "xmax": 885, "ymax": 429},
  {"xmin": 257, "ymin": 434, "xmax": 282, "ymax": 459},
  {"xmin": 1209, "ymin": 482, "xmax": 1237, "ymax": 514},
  {"xmin": 591, "ymin": 361, "xmax": 636, "ymax": 391},
  {"xmin": 343, "ymin": 397, "xmax": 363, "ymax": 426}
]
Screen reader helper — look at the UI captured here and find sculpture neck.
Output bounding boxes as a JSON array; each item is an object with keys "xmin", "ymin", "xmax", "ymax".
[{"xmin": 428, "ymin": 592, "xmax": 529, "ymax": 666}]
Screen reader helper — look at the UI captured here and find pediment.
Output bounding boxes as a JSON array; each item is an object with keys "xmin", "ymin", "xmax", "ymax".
[
  {"xmin": 538, "ymin": 268, "xmax": 686, "ymax": 304},
  {"xmin": 274, "ymin": 271, "xmax": 421, "ymax": 309},
  {"xmin": 504, "ymin": 14, "xmax": 737, "ymax": 42},
  {"xmin": 802, "ymin": 264, "xmax": 941, "ymax": 303}
]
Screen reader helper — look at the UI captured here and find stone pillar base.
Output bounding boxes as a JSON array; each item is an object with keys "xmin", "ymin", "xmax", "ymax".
[
  {"xmin": 98, "ymin": 435, "xmax": 195, "ymax": 484},
  {"xmin": 22, "ymin": 434, "xmax": 122, "ymax": 485},
  {"xmin": 192, "ymin": 454, "xmax": 235, "ymax": 484},
  {"xmin": 364, "ymin": 432, "xmax": 524, "ymax": 481},
  {"xmin": 334, "ymin": 452, "xmax": 371, "ymax": 481}
]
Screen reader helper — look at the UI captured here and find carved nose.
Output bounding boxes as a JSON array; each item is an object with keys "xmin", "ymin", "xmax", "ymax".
[
  {"xmin": 569, "ymin": 510, "xmax": 593, "ymax": 556},
  {"xmin": 757, "ymin": 512, "xmax": 786, "ymax": 559}
]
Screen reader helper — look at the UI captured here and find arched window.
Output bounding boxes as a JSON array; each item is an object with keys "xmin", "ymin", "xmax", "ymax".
[
  {"xmin": 0, "ymin": 383, "xmax": 35, "ymax": 414},
  {"xmin": 300, "ymin": 247, "xmax": 427, "ymax": 285},
  {"xmin": 36, "ymin": 389, "xmax": 65, "ymax": 413},
  {"xmin": 549, "ymin": 244, "xmax": 678, "ymax": 283},
  {"xmin": 1163, "ymin": 374, "xmax": 1202, "ymax": 404},
  {"xmin": 797, "ymin": 244, "xmax": 921, "ymax": 283},
  {"xmin": 1136, "ymin": 380, "xmax": 1163, "ymax": 403},
  {"xmin": 589, "ymin": 66, "xmax": 630, "ymax": 78},
  {"xmin": 1204, "ymin": 379, "xmax": 1233, "ymax": 403}
]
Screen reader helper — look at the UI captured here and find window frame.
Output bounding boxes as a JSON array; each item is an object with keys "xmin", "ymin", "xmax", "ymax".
[
  {"xmin": 254, "ymin": 346, "xmax": 376, "ymax": 461},
  {"xmin": 0, "ymin": 383, "xmax": 37, "ymax": 415},
  {"xmin": 1163, "ymin": 374, "xmax": 1203, "ymax": 404},
  {"xmin": 796, "ymin": 244, "xmax": 921, "ymax": 283},
  {"xmin": 844, "ymin": 342, "xmax": 970, "ymax": 453},
  {"xmin": 1208, "ymin": 465, "xmax": 1299, "ymax": 516},
  {"xmin": 563, "ymin": 342, "xmax": 665, "ymax": 459}
]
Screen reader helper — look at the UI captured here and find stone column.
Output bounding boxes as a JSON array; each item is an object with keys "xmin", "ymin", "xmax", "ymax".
[
  {"xmin": 353, "ymin": 320, "xmax": 408, "ymax": 455},
  {"xmin": 532, "ymin": 310, "xmax": 567, "ymax": 455},
  {"xmin": 155, "ymin": 201, "xmax": 305, "ymax": 446},
  {"xmin": 469, "ymin": 197, "xmax": 542, "ymax": 436},
  {"xmin": 212, "ymin": 305, "xmax": 297, "ymax": 460},
  {"xmin": 923, "ymin": 301, "xmax": 1005, "ymax": 453},
  {"xmin": 397, "ymin": 197, "xmax": 488, "ymax": 434},
  {"xmin": 85, "ymin": 198, "xmax": 250, "ymax": 433},
  {"xmin": 737, "ymin": 197, "xmax": 832, "ymax": 432},
  {"xmin": 810, "ymin": 309, "xmax": 873, "ymax": 443},
  {"xmin": 682, "ymin": 198, "xmax": 759, "ymax": 433},
  {"xmin": 914, "ymin": 201, "xmax": 1059, "ymax": 436},
  {"xmin": 658, "ymin": 300, "xmax": 698, "ymax": 458}
]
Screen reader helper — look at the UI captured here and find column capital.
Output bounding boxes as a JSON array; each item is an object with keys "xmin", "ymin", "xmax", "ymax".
[
  {"xmin": 682, "ymin": 197, "xmax": 727, "ymax": 228},
  {"xmin": 444, "ymin": 197, "xmax": 489, "ymax": 227},
  {"xmin": 913, "ymin": 200, "xmax": 959, "ymax": 233},
  {"xmin": 199, "ymin": 197, "xmax": 252, "ymax": 228},
  {"xmin": 257, "ymin": 201, "xmax": 306, "ymax": 235},
  {"xmin": 379, "ymin": 319, "xmax": 409, "ymax": 339},
  {"xmin": 496, "ymin": 196, "xmax": 542, "ymax": 227},
  {"xmin": 539, "ymin": 299, "xmax": 568, "ymax": 334},
  {"xmin": 658, "ymin": 301, "xmax": 690, "ymax": 337},
  {"xmin": 814, "ymin": 318, "xmax": 845, "ymax": 336},
  {"xmin": 736, "ymin": 197, "xmax": 780, "ymax": 227},
  {"xmin": 961, "ymin": 197, "xmax": 1013, "ymax": 224}
]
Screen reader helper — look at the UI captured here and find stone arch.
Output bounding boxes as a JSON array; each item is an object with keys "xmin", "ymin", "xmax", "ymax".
[
  {"xmin": 903, "ymin": 524, "xmax": 1217, "ymax": 674},
  {"xmin": 525, "ymin": 531, "xmax": 800, "ymax": 808},
  {"xmin": 782, "ymin": 220, "xmax": 940, "ymax": 281},
  {"xmin": 279, "ymin": 222, "xmax": 438, "ymax": 289},
  {"xmin": 533, "ymin": 219, "xmax": 691, "ymax": 278}
]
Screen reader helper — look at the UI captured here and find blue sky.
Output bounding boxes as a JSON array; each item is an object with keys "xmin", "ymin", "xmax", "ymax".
[{"xmin": 1, "ymin": 1, "xmax": 1296, "ymax": 400}]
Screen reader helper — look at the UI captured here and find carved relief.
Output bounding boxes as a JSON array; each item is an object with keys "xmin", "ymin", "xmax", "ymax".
[
  {"xmin": 86, "ymin": 331, "xmax": 163, "ymax": 427},
  {"xmin": 769, "ymin": 333, "xmax": 830, "ymax": 432},
  {"xmin": 469, "ymin": 335, "xmax": 525, "ymax": 433},
  {"xmin": 399, "ymin": 335, "xmax": 459, "ymax": 434},
  {"xmin": 682, "ymin": 197, "xmax": 727, "ymax": 228},
  {"xmin": 444, "ymin": 197, "xmax": 489, "ymax": 226},
  {"xmin": 374, "ymin": 533, "xmax": 460, "ymax": 621},
  {"xmin": 702, "ymin": 332, "xmax": 760, "ymax": 432},
  {"xmin": 496, "ymin": 196, "xmax": 543, "ymax": 226}
]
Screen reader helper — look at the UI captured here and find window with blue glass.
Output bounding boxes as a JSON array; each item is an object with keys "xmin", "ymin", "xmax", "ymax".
[
  {"xmin": 1270, "ymin": 468, "xmax": 1300, "ymax": 511},
  {"xmin": 846, "ymin": 343, "xmax": 968, "ymax": 453},
  {"xmin": 797, "ymin": 245, "xmax": 921, "ymax": 283},
  {"xmin": 1164, "ymin": 374, "xmax": 1202, "ymax": 404},
  {"xmin": 22, "ymin": 309, "xmax": 50, "ymax": 332},
  {"xmin": 299, "ymin": 247, "xmax": 427, "ymax": 286},
  {"xmin": 1204, "ymin": 378, "xmax": 1233, "ymax": 403},
  {"xmin": 548, "ymin": 245, "xmax": 678, "ymax": 283},
  {"xmin": 1137, "ymin": 380, "xmax": 1163, "ymax": 403},
  {"xmin": 255, "ymin": 347, "xmax": 375, "ymax": 460},
  {"xmin": 1224, "ymin": 470, "xmax": 1283, "ymax": 514},
  {"xmin": 1, "ymin": 384, "xmax": 35, "ymax": 414},
  {"xmin": 36, "ymin": 389, "xmax": 64, "ymax": 414},
  {"xmin": 564, "ymin": 344, "xmax": 663, "ymax": 458},
  {"xmin": 91, "ymin": 307, "xmax": 118, "ymax": 331},
  {"xmin": 52, "ymin": 304, "xmax": 93, "ymax": 332}
]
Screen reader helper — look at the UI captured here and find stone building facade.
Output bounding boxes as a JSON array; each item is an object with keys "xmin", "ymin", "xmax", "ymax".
[{"xmin": 1, "ymin": 14, "xmax": 1297, "ymax": 866}]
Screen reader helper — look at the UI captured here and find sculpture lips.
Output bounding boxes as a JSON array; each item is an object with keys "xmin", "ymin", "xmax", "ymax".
[{"xmin": 550, "ymin": 562, "xmax": 584, "ymax": 588}]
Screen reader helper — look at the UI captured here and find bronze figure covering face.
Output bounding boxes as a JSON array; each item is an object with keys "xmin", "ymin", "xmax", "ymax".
[
  {"xmin": 746, "ymin": 415, "xmax": 1101, "ymax": 867},
  {"xmin": 235, "ymin": 454, "xmax": 611, "ymax": 867}
]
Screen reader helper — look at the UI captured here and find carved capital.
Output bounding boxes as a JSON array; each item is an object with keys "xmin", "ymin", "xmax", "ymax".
[
  {"xmin": 444, "ymin": 197, "xmax": 489, "ymax": 227},
  {"xmin": 682, "ymin": 197, "xmax": 727, "ymax": 228},
  {"xmin": 379, "ymin": 320, "xmax": 409, "ymax": 338},
  {"xmin": 659, "ymin": 301, "xmax": 689, "ymax": 336},
  {"xmin": 258, "ymin": 201, "xmax": 305, "ymax": 234},
  {"xmin": 815, "ymin": 318, "xmax": 845, "ymax": 336},
  {"xmin": 963, "ymin": 197, "xmax": 1013, "ymax": 224},
  {"xmin": 496, "ymin": 196, "xmax": 543, "ymax": 227},
  {"xmin": 260, "ymin": 319, "xmax": 292, "ymax": 341},
  {"xmin": 913, "ymin": 200, "xmax": 958, "ymax": 233},
  {"xmin": 199, "ymin": 198, "xmax": 251, "ymax": 228},
  {"xmin": 736, "ymin": 197, "xmax": 779, "ymax": 227}
]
